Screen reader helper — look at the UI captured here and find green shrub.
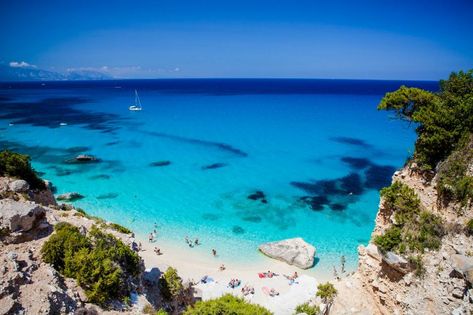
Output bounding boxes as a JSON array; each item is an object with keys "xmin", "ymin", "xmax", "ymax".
[
  {"xmin": 107, "ymin": 223, "xmax": 132, "ymax": 234},
  {"xmin": 377, "ymin": 70, "xmax": 473, "ymax": 171},
  {"xmin": 437, "ymin": 135, "xmax": 473, "ymax": 207},
  {"xmin": 380, "ymin": 182, "xmax": 420, "ymax": 225},
  {"xmin": 184, "ymin": 294, "xmax": 272, "ymax": 315},
  {"xmin": 294, "ymin": 302, "xmax": 320, "ymax": 315},
  {"xmin": 156, "ymin": 309, "xmax": 168, "ymax": 315},
  {"xmin": 374, "ymin": 226, "xmax": 402, "ymax": 253},
  {"xmin": 408, "ymin": 255, "xmax": 425, "ymax": 278},
  {"xmin": 0, "ymin": 150, "xmax": 45, "ymax": 190},
  {"xmin": 466, "ymin": 219, "xmax": 473, "ymax": 235},
  {"xmin": 41, "ymin": 223, "xmax": 140, "ymax": 306},
  {"xmin": 316, "ymin": 282, "xmax": 337, "ymax": 304},
  {"xmin": 375, "ymin": 183, "xmax": 443, "ymax": 254},
  {"xmin": 159, "ymin": 267, "xmax": 184, "ymax": 301}
]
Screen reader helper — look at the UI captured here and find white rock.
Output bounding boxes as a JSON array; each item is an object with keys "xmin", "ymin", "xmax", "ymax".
[
  {"xmin": 8, "ymin": 179, "xmax": 29, "ymax": 193},
  {"xmin": 382, "ymin": 251, "xmax": 410, "ymax": 274},
  {"xmin": 259, "ymin": 237, "xmax": 316, "ymax": 269},
  {"xmin": 0, "ymin": 199, "xmax": 45, "ymax": 232}
]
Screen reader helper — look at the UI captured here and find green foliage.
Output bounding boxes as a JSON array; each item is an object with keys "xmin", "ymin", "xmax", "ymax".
[
  {"xmin": 159, "ymin": 267, "xmax": 184, "ymax": 301},
  {"xmin": 375, "ymin": 183, "xmax": 443, "ymax": 254},
  {"xmin": 408, "ymin": 255, "xmax": 425, "ymax": 278},
  {"xmin": 41, "ymin": 223, "xmax": 90, "ymax": 271},
  {"xmin": 107, "ymin": 222, "xmax": 132, "ymax": 234},
  {"xmin": 156, "ymin": 310, "xmax": 168, "ymax": 315},
  {"xmin": 466, "ymin": 219, "xmax": 473, "ymax": 235},
  {"xmin": 0, "ymin": 150, "xmax": 45, "ymax": 189},
  {"xmin": 184, "ymin": 294, "xmax": 272, "ymax": 315},
  {"xmin": 377, "ymin": 70, "xmax": 473, "ymax": 171},
  {"xmin": 437, "ymin": 134, "xmax": 473, "ymax": 207},
  {"xmin": 380, "ymin": 181, "xmax": 421, "ymax": 225},
  {"xmin": 294, "ymin": 302, "xmax": 320, "ymax": 315},
  {"xmin": 41, "ymin": 223, "xmax": 140, "ymax": 306},
  {"xmin": 316, "ymin": 282, "xmax": 337, "ymax": 304},
  {"xmin": 374, "ymin": 226, "xmax": 402, "ymax": 253}
]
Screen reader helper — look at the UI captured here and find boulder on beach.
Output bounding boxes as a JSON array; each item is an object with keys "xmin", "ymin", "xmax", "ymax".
[
  {"xmin": 57, "ymin": 192, "xmax": 84, "ymax": 201},
  {"xmin": 0, "ymin": 199, "xmax": 45, "ymax": 233},
  {"xmin": 259, "ymin": 237, "xmax": 316, "ymax": 269}
]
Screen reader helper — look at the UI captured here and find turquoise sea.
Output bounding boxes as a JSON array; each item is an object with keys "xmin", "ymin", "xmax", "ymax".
[{"xmin": 0, "ymin": 79, "xmax": 437, "ymax": 274}]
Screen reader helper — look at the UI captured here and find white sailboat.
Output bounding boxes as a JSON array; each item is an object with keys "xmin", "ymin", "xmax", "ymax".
[{"xmin": 129, "ymin": 90, "xmax": 143, "ymax": 111}]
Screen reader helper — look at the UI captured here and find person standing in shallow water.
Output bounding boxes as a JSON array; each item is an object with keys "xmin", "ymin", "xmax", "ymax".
[{"xmin": 212, "ymin": 249, "xmax": 217, "ymax": 257}]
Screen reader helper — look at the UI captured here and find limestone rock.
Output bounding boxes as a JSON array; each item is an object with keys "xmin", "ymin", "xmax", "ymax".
[
  {"xmin": 259, "ymin": 237, "xmax": 316, "ymax": 269},
  {"xmin": 8, "ymin": 179, "xmax": 29, "ymax": 193},
  {"xmin": 0, "ymin": 199, "xmax": 45, "ymax": 232},
  {"xmin": 56, "ymin": 192, "xmax": 84, "ymax": 201},
  {"xmin": 450, "ymin": 254, "xmax": 473, "ymax": 274},
  {"xmin": 382, "ymin": 251, "xmax": 410, "ymax": 274}
]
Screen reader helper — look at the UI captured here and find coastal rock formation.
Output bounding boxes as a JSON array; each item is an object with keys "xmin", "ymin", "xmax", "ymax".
[
  {"xmin": 57, "ymin": 192, "xmax": 84, "ymax": 201},
  {"xmin": 8, "ymin": 179, "xmax": 29, "ymax": 193},
  {"xmin": 259, "ymin": 237, "xmax": 316, "ymax": 269},
  {"xmin": 332, "ymin": 165, "xmax": 473, "ymax": 315},
  {"xmin": 0, "ymin": 199, "xmax": 45, "ymax": 233}
]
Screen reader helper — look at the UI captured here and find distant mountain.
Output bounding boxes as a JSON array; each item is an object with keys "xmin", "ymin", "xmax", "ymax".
[{"xmin": 0, "ymin": 64, "xmax": 113, "ymax": 81}]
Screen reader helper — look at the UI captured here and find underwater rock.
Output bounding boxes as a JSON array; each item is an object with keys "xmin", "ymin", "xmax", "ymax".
[
  {"xmin": 247, "ymin": 190, "xmax": 267, "ymax": 203},
  {"xmin": 150, "ymin": 160, "xmax": 171, "ymax": 167},
  {"xmin": 259, "ymin": 237, "xmax": 316, "ymax": 269},
  {"xmin": 300, "ymin": 196, "xmax": 329, "ymax": 211},
  {"xmin": 202, "ymin": 163, "xmax": 227, "ymax": 170},
  {"xmin": 232, "ymin": 226, "xmax": 245, "ymax": 234},
  {"xmin": 329, "ymin": 203, "xmax": 347, "ymax": 211},
  {"xmin": 96, "ymin": 193, "xmax": 119, "ymax": 200},
  {"xmin": 242, "ymin": 215, "xmax": 262, "ymax": 223},
  {"xmin": 56, "ymin": 192, "xmax": 84, "ymax": 201},
  {"xmin": 89, "ymin": 174, "xmax": 111, "ymax": 180}
]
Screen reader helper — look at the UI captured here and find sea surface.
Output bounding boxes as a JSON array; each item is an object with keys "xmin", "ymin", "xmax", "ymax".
[{"xmin": 0, "ymin": 79, "xmax": 438, "ymax": 274}]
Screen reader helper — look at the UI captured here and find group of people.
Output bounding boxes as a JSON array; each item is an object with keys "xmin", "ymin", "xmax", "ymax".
[
  {"xmin": 284, "ymin": 271, "xmax": 299, "ymax": 285},
  {"xmin": 228, "ymin": 278, "xmax": 241, "ymax": 288},
  {"xmin": 185, "ymin": 236, "xmax": 200, "ymax": 248},
  {"xmin": 241, "ymin": 284, "xmax": 255, "ymax": 296},
  {"xmin": 258, "ymin": 270, "xmax": 278, "ymax": 278}
]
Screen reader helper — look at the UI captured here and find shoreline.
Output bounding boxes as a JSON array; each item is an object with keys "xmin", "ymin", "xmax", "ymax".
[{"xmin": 134, "ymin": 234, "xmax": 334, "ymax": 314}]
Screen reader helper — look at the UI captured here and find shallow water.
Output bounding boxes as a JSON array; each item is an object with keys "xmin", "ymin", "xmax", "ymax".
[{"xmin": 0, "ymin": 79, "xmax": 437, "ymax": 274}]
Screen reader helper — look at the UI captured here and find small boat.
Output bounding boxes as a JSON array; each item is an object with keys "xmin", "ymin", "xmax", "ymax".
[
  {"xmin": 129, "ymin": 90, "xmax": 143, "ymax": 111},
  {"xmin": 59, "ymin": 122, "xmax": 68, "ymax": 126}
]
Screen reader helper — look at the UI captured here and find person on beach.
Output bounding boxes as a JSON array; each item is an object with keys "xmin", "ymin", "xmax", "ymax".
[
  {"xmin": 212, "ymin": 249, "xmax": 217, "ymax": 257},
  {"xmin": 195, "ymin": 238, "xmax": 199, "ymax": 245},
  {"xmin": 219, "ymin": 264, "xmax": 226, "ymax": 271},
  {"xmin": 138, "ymin": 242, "xmax": 142, "ymax": 251},
  {"xmin": 148, "ymin": 233, "xmax": 154, "ymax": 242},
  {"xmin": 154, "ymin": 247, "xmax": 162, "ymax": 255}
]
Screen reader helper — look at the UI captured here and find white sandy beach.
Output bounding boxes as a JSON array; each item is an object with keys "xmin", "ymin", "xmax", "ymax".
[{"xmin": 136, "ymin": 235, "xmax": 324, "ymax": 314}]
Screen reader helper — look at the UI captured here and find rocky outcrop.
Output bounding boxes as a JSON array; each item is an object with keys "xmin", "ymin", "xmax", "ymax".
[
  {"xmin": 8, "ymin": 180, "xmax": 29, "ymax": 193},
  {"xmin": 57, "ymin": 192, "xmax": 84, "ymax": 201},
  {"xmin": 0, "ymin": 199, "xmax": 45, "ymax": 233},
  {"xmin": 259, "ymin": 237, "xmax": 316, "ymax": 269},
  {"xmin": 332, "ymin": 165, "xmax": 473, "ymax": 315}
]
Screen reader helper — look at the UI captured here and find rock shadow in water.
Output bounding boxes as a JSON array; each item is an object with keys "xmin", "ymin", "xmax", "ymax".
[
  {"xmin": 202, "ymin": 163, "xmax": 227, "ymax": 170},
  {"xmin": 96, "ymin": 193, "xmax": 119, "ymax": 200}
]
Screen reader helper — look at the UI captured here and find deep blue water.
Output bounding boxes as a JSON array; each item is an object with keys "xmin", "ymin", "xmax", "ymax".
[{"xmin": 0, "ymin": 79, "xmax": 437, "ymax": 274}]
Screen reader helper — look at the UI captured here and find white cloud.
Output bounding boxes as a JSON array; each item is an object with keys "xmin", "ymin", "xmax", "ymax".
[{"xmin": 9, "ymin": 61, "xmax": 37, "ymax": 68}]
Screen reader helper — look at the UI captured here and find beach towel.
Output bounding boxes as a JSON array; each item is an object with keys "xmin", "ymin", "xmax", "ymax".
[
  {"xmin": 258, "ymin": 273, "xmax": 266, "ymax": 278},
  {"xmin": 262, "ymin": 286, "xmax": 271, "ymax": 295}
]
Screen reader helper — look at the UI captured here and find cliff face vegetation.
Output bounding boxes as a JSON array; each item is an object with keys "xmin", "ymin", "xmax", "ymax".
[{"xmin": 332, "ymin": 70, "xmax": 473, "ymax": 315}]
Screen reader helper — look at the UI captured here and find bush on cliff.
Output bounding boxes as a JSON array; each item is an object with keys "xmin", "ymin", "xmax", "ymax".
[
  {"xmin": 294, "ymin": 302, "xmax": 320, "ymax": 315},
  {"xmin": 378, "ymin": 70, "xmax": 473, "ymax": 173},
  {"xmin": 183, "ymin": 294, "xmax": 272, "ymax": 315},
  {"xmin": 42, "ymin": 223, "xmax": 140, "ymax": 306},
  {"xmin": 0, "ymin": 150, "xmax": 45, "ymax": 190},
  {"xmin": 374, "ymin": 182, "xmax": 444, "ymax": 254}
]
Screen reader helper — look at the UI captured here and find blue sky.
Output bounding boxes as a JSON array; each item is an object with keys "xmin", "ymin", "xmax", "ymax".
[{"xmin": 1, "ymin": 0, "xmax": 472, "ymax": 79}]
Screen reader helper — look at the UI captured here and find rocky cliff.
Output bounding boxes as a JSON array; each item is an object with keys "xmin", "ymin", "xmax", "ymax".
[
  {"xmin": 0, "ymin": 177, "xmax": 160, "ymax": 314},
  {"xmin": 332, "ymin": 165, "xmax": 473, "ymax": 315}
]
